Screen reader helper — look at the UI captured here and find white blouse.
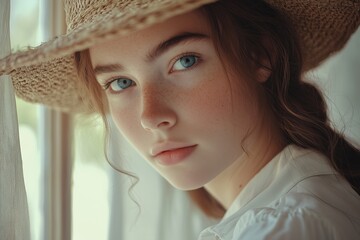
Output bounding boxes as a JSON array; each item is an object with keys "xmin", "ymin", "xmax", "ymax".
[{"xmin": 198, "ymin": 145, "xmax": 360, "ymax": 240}]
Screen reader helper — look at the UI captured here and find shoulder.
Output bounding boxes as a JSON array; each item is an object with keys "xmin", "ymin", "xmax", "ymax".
[
  {"xmin": 199, "ymin": 192, "xmax": 360, "ymax": 240},
  {"xmin": 201, "ymin": 146, "xmax": 360, "ymax": 240},
  {"xmin": 232, "ymin": 206, "xmax": 334, "ymax": 240},
  {"xmin": 231, "ymin": 185, "xmax": 360, "ymax": 240}
]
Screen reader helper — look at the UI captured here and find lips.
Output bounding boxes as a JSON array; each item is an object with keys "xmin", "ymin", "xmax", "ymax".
[{"xmin": 151, "ymin": 142, "xmax": 197, "ymax": 166}]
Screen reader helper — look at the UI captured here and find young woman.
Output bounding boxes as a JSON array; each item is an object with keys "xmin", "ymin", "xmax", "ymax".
[{"xmin": 1, "ymin": 0, "xmax": 360, "ymax": 239}]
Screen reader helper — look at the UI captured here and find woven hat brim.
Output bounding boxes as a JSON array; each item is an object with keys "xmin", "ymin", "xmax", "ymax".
[
  {"xmin": 1, "ymin": 0, "xmax": 217, "ymax": 112},
  {"xmin": 0, "ymin": 0, "xmax": 359, "ymax": 112}
]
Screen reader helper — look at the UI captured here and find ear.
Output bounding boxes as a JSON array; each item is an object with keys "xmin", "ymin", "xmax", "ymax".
[
  {"xmin": 254, "ymin": 37, "xmax": 273, "ymax": 83},
  {"xmin": 255, "ymin": 55, "xmax": 272, "ymax": 83}
]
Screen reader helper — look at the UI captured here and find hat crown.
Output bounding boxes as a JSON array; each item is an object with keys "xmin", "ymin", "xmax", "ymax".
[{"xmin": 64, "ymin": 0, "xmax": 154, "ymax": 31}]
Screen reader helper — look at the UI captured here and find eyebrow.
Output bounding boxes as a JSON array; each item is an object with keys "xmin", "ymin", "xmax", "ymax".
[
  {"xmin": 94, "ymin": 64, "xmax": 124, "ymax": 76},
  {"xmin": 93, "ymin": 32, "xmax": 209, "ymax": 76},
  {"xmin": 146, "ymin": 32, "xmax": 208, "ymax": 62}
]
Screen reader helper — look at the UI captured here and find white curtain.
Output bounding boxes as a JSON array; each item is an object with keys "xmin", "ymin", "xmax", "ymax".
[{"xmin": 0, "ymin": 0, "xmax": 31, "ymax": 239}]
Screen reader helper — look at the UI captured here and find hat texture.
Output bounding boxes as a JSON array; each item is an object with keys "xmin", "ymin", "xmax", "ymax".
[{"xmin": 0, "ymin": 0, "xmax": 359, "ymax": 112}]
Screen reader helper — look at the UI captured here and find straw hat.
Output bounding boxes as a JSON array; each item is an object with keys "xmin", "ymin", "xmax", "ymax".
[{"xmin": 0, "ymin": 0, "xmax": 359, "ymax": 112}]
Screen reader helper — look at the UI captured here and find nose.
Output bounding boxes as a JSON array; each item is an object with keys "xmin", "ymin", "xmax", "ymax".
[{"xmin": 140, "ymin": 86, "xmax": 177, "ymax": 131}]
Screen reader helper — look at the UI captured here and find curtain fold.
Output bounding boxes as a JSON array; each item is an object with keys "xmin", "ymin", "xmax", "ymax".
[{"xmin": 0, "ymin": 0, "xmax": 31, "ymax": 239}]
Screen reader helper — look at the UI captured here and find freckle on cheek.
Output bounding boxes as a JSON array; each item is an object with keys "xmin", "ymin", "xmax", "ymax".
[{"xmin": 185, "ymin": 80, "xmax": 231, "ymax": 125}]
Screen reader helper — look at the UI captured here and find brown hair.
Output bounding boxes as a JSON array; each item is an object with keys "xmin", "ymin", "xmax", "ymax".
[{"xmin": 75, "ymin": 0, "xmax": 360, "ymax": 219}]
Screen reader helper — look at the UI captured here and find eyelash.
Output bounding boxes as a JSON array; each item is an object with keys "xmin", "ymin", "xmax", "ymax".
[
  {"xmin": 101, "ymin": 77, "xmax": 132, "ymax": 91},
  {"xmin": 101, "ymin": 52, "xmax": 202, "ymax": 92},
  {"xmin": 169, "ymin": 52, "xmax": 202, "ymax": 73}
]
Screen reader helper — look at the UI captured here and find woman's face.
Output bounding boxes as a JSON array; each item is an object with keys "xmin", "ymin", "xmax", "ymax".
[{"xmin": 90, "ymin": 10, "xmax": 265, "ymax": 190}]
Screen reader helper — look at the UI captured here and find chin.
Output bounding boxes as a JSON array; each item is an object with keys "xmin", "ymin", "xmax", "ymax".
[{"xmin": 166, "ymin": 177, "xmax": 209, "ymax": 191}]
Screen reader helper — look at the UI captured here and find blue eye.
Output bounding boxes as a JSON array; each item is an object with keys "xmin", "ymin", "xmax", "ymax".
[
  {"xmin": 172, "ymin": 55, "xmax": 198, "ymax": 71},
  {"xmin": 108, "ymin": 78, "xmax": 134, "ymax": 92}
]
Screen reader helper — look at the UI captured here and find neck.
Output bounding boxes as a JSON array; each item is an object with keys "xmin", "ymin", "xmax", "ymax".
[{"xmin": 204, "ymin": 118, "xmax": 286, "ymax": 210}]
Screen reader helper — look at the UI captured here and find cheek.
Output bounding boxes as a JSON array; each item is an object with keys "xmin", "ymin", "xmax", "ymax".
[
  {"xmin": 188, "ymin": 69, "xmax": 259, "ymax": 146},
  {"xmin": 193, "ymin": 83, "xmax": 230, "ymax": 123},
  {"xmin": 181, "ymin": 68, "xmax": 235, "ymax": 129}
]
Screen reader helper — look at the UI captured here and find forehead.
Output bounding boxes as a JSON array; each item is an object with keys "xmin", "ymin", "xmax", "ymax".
[{"xmin": 89, "ymin": 9, "xmax": 211, "ymax": 64}]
